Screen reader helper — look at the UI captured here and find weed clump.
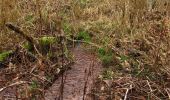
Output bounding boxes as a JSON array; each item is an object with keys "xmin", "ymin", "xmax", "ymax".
[
  {"xmin": 98, "ymin": 47, "xmax": 113, "ymax": 66},
  {"xmin": 77, "ymin": 31, "xmax": 91, "ymax": 42},
  {"xmin": 101, "ymin": 68, "xmax": 114, "ymax": 79},
  {"xmin": 0, "ymin": 50, "xmax": 13, "ymax": 62},
  {"xmin": 39, "ymin": 37, "xmax": 57, "ymax": 46}
]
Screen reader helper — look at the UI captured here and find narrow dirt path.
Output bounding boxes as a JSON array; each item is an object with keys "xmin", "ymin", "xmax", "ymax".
[{"xmin": 45, "ymin": 45, "xmax": 102, "ymax": 100}]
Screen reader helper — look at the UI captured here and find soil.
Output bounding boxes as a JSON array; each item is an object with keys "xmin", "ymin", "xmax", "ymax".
[
  {"xmin": 45, "ymin": 45, "xmax": 102, "ymax": 100},
  {"xmin": 0, "ymin": 45, "xmax": 102, "ymax": 100}
]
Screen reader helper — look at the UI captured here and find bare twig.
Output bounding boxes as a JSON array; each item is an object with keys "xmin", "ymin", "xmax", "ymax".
[
  {"xmin": 30, "ymin": 73, "xmax": 52, "ymax": 84},
  {"xmin": 0, "ymin": 81, "xmax": 29, "ymax": 93},
  {"xmin": 165, "ymin": 88, "xmax": 170, "ymax": 99},
  {"xmin": 147, "ymin": 80, "xmax": 153, "ymax": 93},
  {"xmin": 124, "ymin": 84, "xmax": 132, "ymax": 100}
]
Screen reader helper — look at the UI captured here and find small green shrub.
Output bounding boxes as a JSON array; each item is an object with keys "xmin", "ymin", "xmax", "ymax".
[
  {"xmin": 98, "ymin": 47, "xmax": 113, "ymax": 66},
  {"xmin": 77, "ymin": 31, "xmax": 91, "ymax": 42},
  {"xmin": 98, "ymin": 47, "xmax": 106, "ymax": 56}
]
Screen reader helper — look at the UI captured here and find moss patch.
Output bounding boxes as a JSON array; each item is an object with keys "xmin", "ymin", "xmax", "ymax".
[
  {"xmin": 22, "ymin": 42, "xmax": 34, "ymax": 51},
  {"xmin": 22, "ymin": 36, "xmax": 57, "ymax": 53},
  {"xmin": 39, "ymin": 36, "xmax": 57, "ymax": 46}
]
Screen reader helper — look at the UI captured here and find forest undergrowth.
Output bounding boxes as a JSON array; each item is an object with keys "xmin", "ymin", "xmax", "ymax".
[{"xmin": 0, "ymin": 0, "xmax": 170, "ymax": 99}]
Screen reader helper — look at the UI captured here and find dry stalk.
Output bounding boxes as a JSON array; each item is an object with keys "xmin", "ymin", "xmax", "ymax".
[
  {"xmin": 0, "ymin": 81, "xmax": 29, "ymax": 93},
  {"xmin": 165, "ymin": 88, "xmax": 170, "ymax": 99}
]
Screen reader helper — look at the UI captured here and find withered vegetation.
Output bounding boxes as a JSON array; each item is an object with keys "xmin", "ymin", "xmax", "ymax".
[{"xmin": 0, "ymin": 0, "xmax": 170, "ymax": 99}]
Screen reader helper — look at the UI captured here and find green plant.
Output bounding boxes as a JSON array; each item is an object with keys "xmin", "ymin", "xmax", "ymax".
[
  {"xmin": 39, "ymin": 36, "xmax": 58, "ymax": 55},
  {"xmin": 39, "ymin": 36, "xmax": 57, "ymax": 46},
  {"xmin": 120, "ymin": 55, "xmax": 129, "ymax": 62},
  {"xmin": 100, "ymin": 55, "xmax": 113, "ymax": 66},
  {"xmin": 30, "ymin": 80, "xmax": 38, "ymax": 90},
  {"xmin": 98, "ymin": 47, "xmax": 113, "ymax": 66},
  {"xmin": 22, "ymin": 36, "xmax": 57, "ymax": 51},
  {"xmin": 98, "ymin": 47, "xmax": 106, "ymax": 56},
  {"xmin": 22, "ymin": 42, "xmax": 34, "ymax": 51},
  {"xmin": 77, "ymin": 31, "xmax": 91, "ymax": 42},
  {"xmin": 101, "ymin": 68, "xmax": 114, "ymax": 79},
  {"xmin": 0, "ymin": 50, "xmax": 13, "ymax": 62}
]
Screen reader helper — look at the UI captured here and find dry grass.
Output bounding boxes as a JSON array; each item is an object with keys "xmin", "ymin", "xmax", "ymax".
[{"xmin": 0, "ymin": 0, "xmax": 170, "ymax": 99}]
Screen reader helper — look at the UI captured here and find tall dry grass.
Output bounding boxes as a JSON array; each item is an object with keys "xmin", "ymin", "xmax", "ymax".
[{"xmin": 0, "ymin": 0, "xmax": 170, "ymax": 99}]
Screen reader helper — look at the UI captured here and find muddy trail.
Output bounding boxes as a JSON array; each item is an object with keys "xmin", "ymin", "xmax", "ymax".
[
  {"xmin": 0, "ymin": 45, "xmax": 102, "ymax": 100},
  {"xmin": 45, "ymin": 45, "xmax": 103, "ymax": 100}
]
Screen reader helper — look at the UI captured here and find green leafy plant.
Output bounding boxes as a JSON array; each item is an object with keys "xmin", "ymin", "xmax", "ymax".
[{"xmin": 77, "ymin": 31, "xmax": 91, "ymax": 42}]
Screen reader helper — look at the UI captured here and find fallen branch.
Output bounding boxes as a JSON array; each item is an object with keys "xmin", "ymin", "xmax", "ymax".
[
  {"xmin": 5, "ymin": 23, "xmax": 34, "ymax": 48},
  {"xmin": 0, "ymin": 81, "xmax": 29, "ymax": 93}
]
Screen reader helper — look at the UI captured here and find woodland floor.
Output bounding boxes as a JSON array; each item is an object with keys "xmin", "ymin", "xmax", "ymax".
[{"xmin": 0, "ymin": 45, "xmax": 103, "ymax": 100}]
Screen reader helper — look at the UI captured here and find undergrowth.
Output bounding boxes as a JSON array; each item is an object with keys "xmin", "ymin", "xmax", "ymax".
[{"xmin": 0, "ymin": 0, "xmax": 170, "ymax": 99}]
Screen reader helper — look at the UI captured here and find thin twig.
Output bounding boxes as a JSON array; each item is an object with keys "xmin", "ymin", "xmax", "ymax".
[
  {"xmin": 124, "ymin": 84, "xmax": 132, "ymax": 100},
  {"xmin": 0, "ymin": 81, "xmax": 29, "ymax": 93},
  {"xmin": 147, "ymin": 80, "xmax": 153, "ymax": 93},
  {"xmin": 165, "ymin": 88, "xmax": 170, "ymax": 99},
  {"xmin": 31, "ymin": 73, "xmax": 52, "ymax": 84}
]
